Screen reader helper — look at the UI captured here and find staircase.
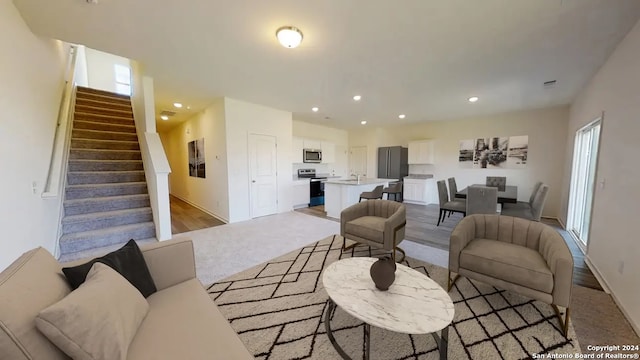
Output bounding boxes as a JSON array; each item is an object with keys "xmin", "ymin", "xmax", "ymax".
[{"xmin": 59, "ymin": 87, "xmax": 155, "ymax": 260}]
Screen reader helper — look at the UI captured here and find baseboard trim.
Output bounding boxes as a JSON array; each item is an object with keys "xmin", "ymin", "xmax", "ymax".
[
  {"xmin": 585, "ymin": 256, "xmax": 640, "ymax": 336},
  {"xmin": 169, "ymin": 194, "xmax": 228, "ymax": 224},
  {"xmin": 584, "ymin": 255, "xmax": 610, "ymax": 294}
]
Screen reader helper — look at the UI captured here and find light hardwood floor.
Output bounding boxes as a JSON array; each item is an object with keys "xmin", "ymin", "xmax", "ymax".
[{"xmin": 170, "ymin": 195, "xmax": 225, "ymax": 234}]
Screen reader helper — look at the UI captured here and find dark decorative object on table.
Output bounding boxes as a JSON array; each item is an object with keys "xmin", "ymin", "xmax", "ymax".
[{"xmin": 369, "ymin": 256, "xmax": 396, "ymax": 291}]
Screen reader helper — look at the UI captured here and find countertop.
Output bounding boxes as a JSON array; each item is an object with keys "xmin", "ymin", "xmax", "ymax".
[
  {"xmin": 325, "ymin": 178, "xmax": 390, "ymax": 186},
  {"xmin": 404, "ymin": 174, "xmax": 434, "ymax": 179}
]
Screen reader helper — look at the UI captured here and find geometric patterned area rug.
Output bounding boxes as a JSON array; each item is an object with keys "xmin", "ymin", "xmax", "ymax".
[{"xmin": 208, "ymin": 235, "xmax": 580, "ymax": 359}]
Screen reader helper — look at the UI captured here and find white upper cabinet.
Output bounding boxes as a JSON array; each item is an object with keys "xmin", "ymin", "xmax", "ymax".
[
  {"xmin": 293, "ymin": 137, "xmax": 335, "ymax": 163},
  {"xmin": 303, "ymin": 139, "xmax": 321, "ymax": 150},
  {"xmin": 321, "ymin": 141, "xmax": 335, "ymax": 163},
  {"xmin": 293, "ymin": 137, "xmax": 304, "ymax": 163},
  {"xmin": 408, "ymin": 140, "xmax": 435, "ymax": 164}
]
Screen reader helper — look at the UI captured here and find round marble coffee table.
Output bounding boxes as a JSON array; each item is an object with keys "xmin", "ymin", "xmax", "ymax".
[{"xmin": 322, "ymin": 257, "xmax": 454, "ymax": 360}]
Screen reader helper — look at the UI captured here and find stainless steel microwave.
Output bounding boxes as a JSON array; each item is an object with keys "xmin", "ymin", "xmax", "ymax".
[{"xmin": 303, "ymin": 148, "xmax": 322, "ymax": 163}]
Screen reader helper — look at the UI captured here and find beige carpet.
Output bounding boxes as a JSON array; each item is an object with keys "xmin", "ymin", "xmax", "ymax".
[{"xmin": 208, "ymin": 235, "xmax": 580, "ymax": 359}]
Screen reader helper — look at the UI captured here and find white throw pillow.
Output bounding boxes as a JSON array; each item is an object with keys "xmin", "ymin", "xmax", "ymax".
[{"xmin": 36, "ymin": 262, "xmax": 149, "ymax": 360}]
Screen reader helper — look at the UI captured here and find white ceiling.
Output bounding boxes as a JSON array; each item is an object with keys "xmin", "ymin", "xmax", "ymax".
[{"xmin": 13, "ymin": 0, "xmax": 640, "ymax": 131}]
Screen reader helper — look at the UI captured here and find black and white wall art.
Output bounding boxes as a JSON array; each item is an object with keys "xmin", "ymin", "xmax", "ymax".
[
  {"xmin": 188, "ymin": 138, "xmax": 206, "ymax": 178},
  {"xmin": 458, "ymin": 139, "xmax": 475, "ymax": 168},
  {"xmin": 459, "ymin": 135, "xmax": 528, "ymax": 169},
  {"xmin": 507, "ymin": 135, "xmax": 529, "ymax": 168}
]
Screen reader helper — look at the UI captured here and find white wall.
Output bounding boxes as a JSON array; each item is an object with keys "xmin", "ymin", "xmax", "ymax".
[
  {"xmin": 349, "ymin": 106, "xmax": 570, "ymax": 217},
  {"xmin": 225, "ymin": 98, "xmax": 293, "ymax": 223},
  {"xmin": 84, "ymin": 47, "xmax": 130, "ymax": 93},
  {"xmin": 160, "ymin": 99, "xmax": 230, "ymax": 222},
  {"xmin": 292, "ymin": 120, "xmax": 349, "ymax": 177},
  {"xmin": 0, "ymin": 1, "xmax": 68, "ymax": 269},
  {"xmin": 560, "ymin": 19, "xmax": 640, "ymax": 332}
]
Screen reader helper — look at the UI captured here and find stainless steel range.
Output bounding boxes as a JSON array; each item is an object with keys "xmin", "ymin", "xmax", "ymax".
[{"xmin": 297, "ymin": 169, "xmax": 327, "ymax": 206}]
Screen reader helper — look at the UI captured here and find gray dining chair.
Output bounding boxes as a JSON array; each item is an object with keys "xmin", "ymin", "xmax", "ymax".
[
  {"xmin": 502, "ymin": 183, "xmax": 549, "ymax": 221},
  {"xmin": 437, "ymin": 180, "xmax": 466, "ymax": 226},
  {"xmin": 447, "ymin": 177, "xmax": 464, "ymax": 202},
  {"xmin": 466, "ymin": 186, "xmax": 498, "ymax": 215},
  {"xmin": 359, "ymin": 185, "xmax": 384, "ymax": 202},
  {"xmin": 486, "ymin": 176, "xmax": 507, "ymax": 191},
  {"xmin": 382, "ymin": 182, "xmax": 403, "ymax": 202}
]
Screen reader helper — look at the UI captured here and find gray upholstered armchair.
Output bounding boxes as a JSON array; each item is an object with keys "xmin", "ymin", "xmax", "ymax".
[
  {"xmin": 340, "ymin": 199, "xmax": 406, "ymax": 261},
  {"xmin": 448, "ymin": 214, "xmax": 574, "ymax": 335}
]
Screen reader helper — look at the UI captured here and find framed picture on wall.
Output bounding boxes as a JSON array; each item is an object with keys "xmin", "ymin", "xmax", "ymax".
[{"xmin": 188, "ymin": 138, "xmax": 206, "ymax": 178}]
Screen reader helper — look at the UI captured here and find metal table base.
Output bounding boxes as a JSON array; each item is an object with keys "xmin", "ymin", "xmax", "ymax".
[{"xmin": 324, "ymin": 299, "xmax": 449, "ymax": 360}]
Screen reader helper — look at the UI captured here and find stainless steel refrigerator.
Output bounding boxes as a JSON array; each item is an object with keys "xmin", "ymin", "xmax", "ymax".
[{"xmin": 377, "ymin": 146, "xmax": 408, "ymax": 180}]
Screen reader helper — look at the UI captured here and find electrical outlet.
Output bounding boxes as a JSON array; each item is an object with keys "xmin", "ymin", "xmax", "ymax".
[
  {"xmin": 618, "ymin": 261, "xmax": 624, "ymax": 275},
  {"xmin": 31, "ymin": 181, "xmax": 37, "ymax": 194}
]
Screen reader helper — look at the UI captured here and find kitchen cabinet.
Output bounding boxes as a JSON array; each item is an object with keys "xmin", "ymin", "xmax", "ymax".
[
  {"xmin": 403, "ymin": 177, "xmax": 436, "ymax": 205},
  {"xmin": 321, "ymin": 141, "xmax": 335, "ymax": 163},
  {"xmin": 292, "ymin": 179, "xmax": 310, "ymax": 208},
  {"xmin": 303, "ymin": 139, "xmax": 321, "ymax": 150},
  {"xmin": 408, "ymin": 140, "xmax": 435, "ymax": 164},
  {"xmin": 293, "ymin": 137, "xmax": 304, "ymax": 163}
]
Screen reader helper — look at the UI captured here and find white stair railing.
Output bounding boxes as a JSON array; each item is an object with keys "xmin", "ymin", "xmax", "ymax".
[{"xmin": 42, "ymin": 44, "xmax": 78, "ymax": 198}]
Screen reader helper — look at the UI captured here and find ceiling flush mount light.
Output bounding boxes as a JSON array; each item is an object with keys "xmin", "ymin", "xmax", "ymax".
[
  {"xmin": 361, "ymin": 120, "xmax": 367, "ymax": 125},
  {"xmin": 160, "ymin": 115, "xmax": 169, "ymax": 121},
  {"xmin": 468, "ymin": 96, "xmax": 479, "ymax": 103},
  {"xmin": 276, "ymin": 26, "xmax": 303, "ymax": 48},
  {"xmin": 353, "ymin": 95, "xmax": 362, "ymax": 101},
  {"xmin": 173, "ymin": 102, "xmax": 183, "ymax": 108},
  {"xmin": 311, "ymin": 107, "xmax": 319, "ymax": 112},
  {"xmin": 398, "ymin": 114, "xmax": 406, "ymax": 119}
]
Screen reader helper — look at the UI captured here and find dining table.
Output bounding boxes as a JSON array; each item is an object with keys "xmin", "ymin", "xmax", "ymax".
[{"xmin": 457, "ymin": 184, "xmax": 518, "ymax": 204}]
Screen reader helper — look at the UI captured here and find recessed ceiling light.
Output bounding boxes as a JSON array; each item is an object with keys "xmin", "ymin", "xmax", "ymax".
[
  {"xmin": 276, "ymin": 26, "xmax": 303, "ymax": 48},
  {"xmin": 361, "ymin": 120, "xmax": 367, "ymax": 125},
  {"xmin": 187, "ymin": 106, "xmax": 191, "ymax": 110},
  {"xmin": 312, "ymin": 107, "xmax": 319, "ymax": 112},
  {"xmin": 160, "ymin": 115, "xmax": 169, "ymax": 121},
  {"xmin": 468, "ymin": 96, "xmax": 479, "ymax": 103},
  {"xmin": 398, "ymin": 114, "xmax": 406, "ymax": 119},
  {"xmin": 353, "ymin": 95, "xmax": 362, "ymax": 101},
  {"xmin": 173, "ymin": 102, "xmax": 183, "ymax": 108}
]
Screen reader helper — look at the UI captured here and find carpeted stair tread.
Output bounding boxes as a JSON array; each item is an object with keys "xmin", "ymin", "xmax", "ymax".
[
  {"xmin": 75, "ymin": 92, "xmax": 131, "ymax": 105},
  {"xmin": 74, "ymin": 112, "xmax": 135, "ymax": 126},
  {"xmin": 63, "ymin": 193, "xmax": 150, "ymax": 205},
  {"xmin": 63, "ymin": 207, "xmax": 152, "ymax": 224},
  {"xmin": 69, "ymin": 148, "xmax": 141, "ymax": 160},
  {"xmin": 58, "ymin": 238, "xmax": 158, "ymax": 263},
  {"xmin": 75, "ymin": 98, "xmax": 132, "ymax": 111},
  {"xmin": 77, "ymin": 86, "xmax": 130, "ymax": 100},
  {"xmin": 68, "ymin": 159, "xmax": 143, "ymax": 172},
  {"xmin": 73, "ymin": 120, "xmax": 136, "ymax": 133},
  {"xmin": 75, "ymin": 104, "xmax": 133, "ymax": 117},
  {"xmin": 71, "ymin": 138, "xmax": 140, "ymax": 150},
  {"xmin": 59, "ymin": 222, "xmax": 156, "ymax": 254},
  {"xmin": 62, "ymin": 207, "xmax": 154, "ymax": 234},
  {"xmin": 65, "ymin": 182, "xmax": 147, "ymax": 199},
  {"xmin": 67, "ymin": 170, "xmax": 146, "ymax": 185},
  {"xmin": 72, "ymin": 128, "xmax": 138, "ymax": 142},
  {"xmin": 64, "ymin": 194, "xmax": 150, "ymax": 215}
]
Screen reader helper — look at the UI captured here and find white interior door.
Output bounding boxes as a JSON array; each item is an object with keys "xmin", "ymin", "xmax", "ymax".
[
  {"xmin": 349, "ymin": 146, "xmax": 367, "ymax": 177},
  {"xmin": 249, "ymin": 134, "xmax": 278, "ymax": 218}
]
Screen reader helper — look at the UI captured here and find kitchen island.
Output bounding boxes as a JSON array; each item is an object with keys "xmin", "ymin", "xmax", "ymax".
[{"xmin": 324, "ymin": 178, "xmax": 390, "ymax": 219}]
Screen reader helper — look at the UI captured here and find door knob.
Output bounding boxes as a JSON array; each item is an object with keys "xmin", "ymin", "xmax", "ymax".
[{"xmin": 252, "ymin": 180, "xmax": 256, "ymax": 183}]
